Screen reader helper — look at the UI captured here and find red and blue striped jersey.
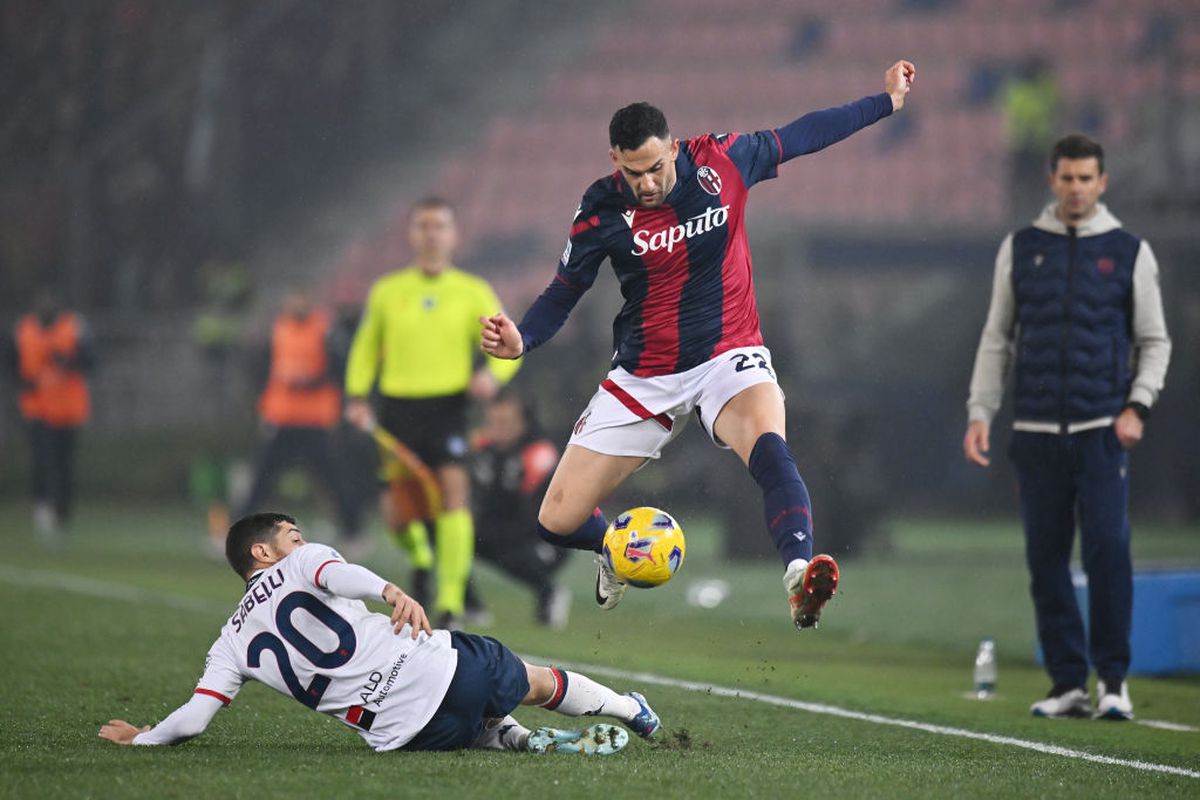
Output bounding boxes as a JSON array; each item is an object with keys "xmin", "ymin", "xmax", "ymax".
[{"xmin": 518, "ymin": 94, "xmax": 894, "ymax": 377}]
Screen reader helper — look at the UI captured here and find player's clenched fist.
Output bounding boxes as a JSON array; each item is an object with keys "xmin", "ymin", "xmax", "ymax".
[
  {"xmin": 382, "ymin": 583, "xmax": 432, "ymax": 638},
  {"xmin": 885, "ymin": 60, "xmax": 916, "ymax": 111},
  {"xmin": 479, "ymin": 313, "xmax": 524, "ymax": 359}
]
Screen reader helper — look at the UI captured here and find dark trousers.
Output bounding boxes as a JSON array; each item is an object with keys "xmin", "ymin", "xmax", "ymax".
[
  {"xmin": 27, "ymin": 422, "xmax": 79, "ymax": 521},
  {"xmin": 237, "ymin": 426, "xmax": 361, "ymax": 537},
  {"xmin": 475, "ymin": 531, "xmax": 569, "ymax": 597},
  {"xmin": 1009, "ymin": 427, "xmax": 1132, "ymax": 687}
]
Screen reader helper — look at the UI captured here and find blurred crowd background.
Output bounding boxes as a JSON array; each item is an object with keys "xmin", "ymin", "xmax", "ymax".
[{"xmin": 3, "ymin": 0, "xmax": 1199, "ymax": 558}]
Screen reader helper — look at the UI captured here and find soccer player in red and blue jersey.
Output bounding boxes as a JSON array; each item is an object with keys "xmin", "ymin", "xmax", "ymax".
[{"xmin": 481, "ymin": 60, "xmax": 916, "ymax": 631}]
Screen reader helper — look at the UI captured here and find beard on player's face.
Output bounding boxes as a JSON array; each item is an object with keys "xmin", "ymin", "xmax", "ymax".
[{"xmin": 612, "ymin": 136, "xmax": 678, "ymax": 208}]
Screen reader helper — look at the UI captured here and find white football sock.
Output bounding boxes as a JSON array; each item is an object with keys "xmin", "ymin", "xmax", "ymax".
[
  {"xmin": 541, "ymin": 668, "xmax": 639, "ymax": 721},
  {"xmin": 474, "ymin": 715, "xmax": 530, "ymax": 751}
]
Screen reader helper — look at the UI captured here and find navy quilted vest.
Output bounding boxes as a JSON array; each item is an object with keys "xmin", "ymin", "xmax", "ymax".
[{"xmin": 1010, "ymin": 225, "xmax": 1140, "ymax": 424}]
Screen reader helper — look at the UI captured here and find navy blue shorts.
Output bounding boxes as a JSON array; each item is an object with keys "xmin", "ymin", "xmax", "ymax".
[{"xmin": 402, "ymin": 632, "xmax": 530, "ymax": 751}]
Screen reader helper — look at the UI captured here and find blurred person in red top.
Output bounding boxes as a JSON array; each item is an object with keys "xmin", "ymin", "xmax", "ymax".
[
  {"xmin": 6, "ymin": 290, "xmax": 94, "ymax": 542},
  {"xmin": 235, "ymin": 288, "xmax": 363, "ymax": 554},
  {"xmin": 468, "ymin": 388, "xmax": 571, "ymax": 628}
]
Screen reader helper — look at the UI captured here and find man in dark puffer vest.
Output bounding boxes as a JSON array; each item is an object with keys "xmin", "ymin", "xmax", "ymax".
[{"xmin": 963, "ymin": 134, "xmax": 1171, "ymax": 722}]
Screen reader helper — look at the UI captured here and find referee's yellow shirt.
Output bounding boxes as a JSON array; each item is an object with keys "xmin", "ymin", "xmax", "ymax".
[{"xmin": 345, "ymin": 266, "xmax": 520, "ymax": 399}]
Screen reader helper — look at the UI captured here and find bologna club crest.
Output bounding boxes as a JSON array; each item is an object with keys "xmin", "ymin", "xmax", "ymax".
[{"xmin": 696, "ymin": 166, "xmax": 722, "ymax": 195}]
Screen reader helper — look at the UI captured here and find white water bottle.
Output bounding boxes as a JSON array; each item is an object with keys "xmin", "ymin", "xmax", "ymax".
[{"xmin": 973, "ymin": 637, "xmax": 997, "ymax": 699}]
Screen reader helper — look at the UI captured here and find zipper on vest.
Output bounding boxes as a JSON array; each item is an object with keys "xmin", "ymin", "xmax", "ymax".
[{"xmin": 1057, "ymin": 227, "xmax": 1078, "ymax": 434}]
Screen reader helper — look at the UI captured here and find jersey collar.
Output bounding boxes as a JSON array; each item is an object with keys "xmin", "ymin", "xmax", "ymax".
[{"xmin": 245, "ymin": 569, "xmax": 266, "ymax": 592}]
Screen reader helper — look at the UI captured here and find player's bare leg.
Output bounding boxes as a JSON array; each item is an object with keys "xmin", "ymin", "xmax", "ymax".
[
  {"xmin": 518, "ymin": 663, "xmax": 657, "ymax": 752},
  {"xmin": 537, "ymin": 445, "xmax": 644, "ymax": 609},
  {"xmin": 714, "ymin": 383, "xmax": 839, "ymax": 630}
]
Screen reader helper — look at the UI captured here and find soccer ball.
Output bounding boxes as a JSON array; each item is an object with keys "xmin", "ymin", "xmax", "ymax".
[{"xmin": 602, "ymin": 507, "xmax": 686, "ymax": 588}]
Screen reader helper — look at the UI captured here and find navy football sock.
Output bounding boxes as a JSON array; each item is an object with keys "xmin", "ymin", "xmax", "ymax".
[
  {"xmin": 747, "ymin": 432, "xmax": 814, "ymax": 567},
  {"xmin": 537, "ymin": 509, "xmax": 607, "ymax": 554}
]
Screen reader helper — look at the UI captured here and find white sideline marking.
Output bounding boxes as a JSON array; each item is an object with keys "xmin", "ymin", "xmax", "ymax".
[
  {"xmin": 1139, "ymin": 719, "xmax": 1200, "ymax": 733},
  {"xmin": 1, "ymin": 565, "xmax": 1195, "ymax": 778},
  {"xmin": 534, "ymin": 657, "xmax": 1200, "ymax": 779},
  {"xmin": 0, "ymin": 564, "xmax": 228, "ymax": 615}
]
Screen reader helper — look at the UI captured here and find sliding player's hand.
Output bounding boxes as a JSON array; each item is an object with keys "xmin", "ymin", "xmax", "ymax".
[
  {"xmin": 479, "ymin": 313, "xmax": 524, "ymax": 360},
  {"xmin": 885, "ymin": 60, "xmax": 916, "ymax": 111},
  {"xmin": 382, "ymin": 583, "xmax": 433, "ymax": 638},
  {"xmin": 99, "ymin": 719, "xmax": 150, "ymax": 745}
]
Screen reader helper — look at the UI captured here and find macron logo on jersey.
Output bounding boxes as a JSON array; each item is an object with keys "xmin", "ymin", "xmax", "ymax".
[{"xmin": 631, "ymin": 204, "xmax": 730, "ymax": 257}]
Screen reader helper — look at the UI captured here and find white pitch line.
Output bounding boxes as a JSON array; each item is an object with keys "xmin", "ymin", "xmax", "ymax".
[
  {"xmin": 0, "ymin": 564, "xmax": 229, "ymax": 615},
  {"xmin": 1138, "ymin": 719, "xmax": 1200, "ymax": 733},
  {"xmin": 525, "ymin": 657, "xmax": 1200, "ymax": 780},
  {"xmin": 1, "ymin": 565, "xmax": 1195, "ymax": 778}
]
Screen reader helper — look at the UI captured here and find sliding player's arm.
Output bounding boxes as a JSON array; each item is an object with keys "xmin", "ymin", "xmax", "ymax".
[
  {"xmin": 100, "ymin": 639, "xmax": 245, "ymax": 747},
  {"xmin": 100, "ymin": 694, "xmax": 224, "ymax": 746},
  {"xmin": 321, "ymin": 561, "xmax": 432, "ymax": 638},
  {"xmin": 302, "ymin": 544, "xmax": 432, "ymax": 638}
]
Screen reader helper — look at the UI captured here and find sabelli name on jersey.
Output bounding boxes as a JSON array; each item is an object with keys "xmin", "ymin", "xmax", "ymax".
[
  {"xmin": 631, "ymin": 204, "xmax": 730, "ymax": 257},
  {"xmin": 230, "ymin": 568, "xmax": 285, "ymax": 633}
]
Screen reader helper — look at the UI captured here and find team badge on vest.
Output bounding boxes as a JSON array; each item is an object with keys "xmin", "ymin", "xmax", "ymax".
[
  {"xmin": 696, "ymin": 166, "xmax": 722, "ymax": 196},
  {"xmin": 1096, "ymin": 257, "xmax": 1115, "ymax": 275}
]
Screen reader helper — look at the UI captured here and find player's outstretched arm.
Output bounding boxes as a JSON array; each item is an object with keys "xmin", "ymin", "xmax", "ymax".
[
  {"xmin": 479, "ymin": 313, "xmax": 524, "ymax": 360},
  {"xmin": 770, "ymin": 59, "xmax": 915, "ymax": 163},
  {"xmin": 99, "ymin": 693, "xmax": 224, "ymax": 746}
]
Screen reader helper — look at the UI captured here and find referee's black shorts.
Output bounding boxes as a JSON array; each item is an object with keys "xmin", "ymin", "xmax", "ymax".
[{"xmin": 378, "ymin": 393, "xmax": 469, "ymax": 469}]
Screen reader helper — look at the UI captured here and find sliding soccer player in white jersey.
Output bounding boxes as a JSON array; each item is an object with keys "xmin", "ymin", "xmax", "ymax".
[{"xmin": 98, "ymin": 513, "xmax": 660, "ymax": 754}]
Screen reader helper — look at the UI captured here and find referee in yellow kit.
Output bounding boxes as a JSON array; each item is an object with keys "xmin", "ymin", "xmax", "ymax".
[{"xmin": 345, "ymin": 196, "xmax": 520, "ymax": 628}]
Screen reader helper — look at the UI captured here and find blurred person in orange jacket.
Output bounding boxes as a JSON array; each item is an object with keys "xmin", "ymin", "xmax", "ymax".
[
  {"xmin": 6, "ymin": 290, "xmax": 94, "ymax": 541},
  {"xmin": 235, "ymin": 288, "xmax": 363, "ymax": 554}
]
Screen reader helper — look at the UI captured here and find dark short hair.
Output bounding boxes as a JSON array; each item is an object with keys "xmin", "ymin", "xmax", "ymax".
[
  {"xmin": 609, "ymin": 102, "xmax": 669, "ymax": 151},
  {"xmin": 409, "ymin": 196, "xmax": 456, "ymax": 220},
  {"xmin": 1050, "ymin": 134, "xmax": 1104, "ymax": 174},
  {"xmin": 226, "ymin": 513, "xmax": 294, "ymax": 578}
]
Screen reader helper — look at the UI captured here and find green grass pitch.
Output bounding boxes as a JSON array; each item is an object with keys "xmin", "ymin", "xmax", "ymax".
[{"xmin": 0, "ymin": 502, "xmax": 1197, "ymax": 799}]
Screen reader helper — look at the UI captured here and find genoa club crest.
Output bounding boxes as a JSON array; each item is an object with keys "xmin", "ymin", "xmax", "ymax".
[{"xmin": 696, "ymin": 166, "xmax": 722, "ymax": 196}]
